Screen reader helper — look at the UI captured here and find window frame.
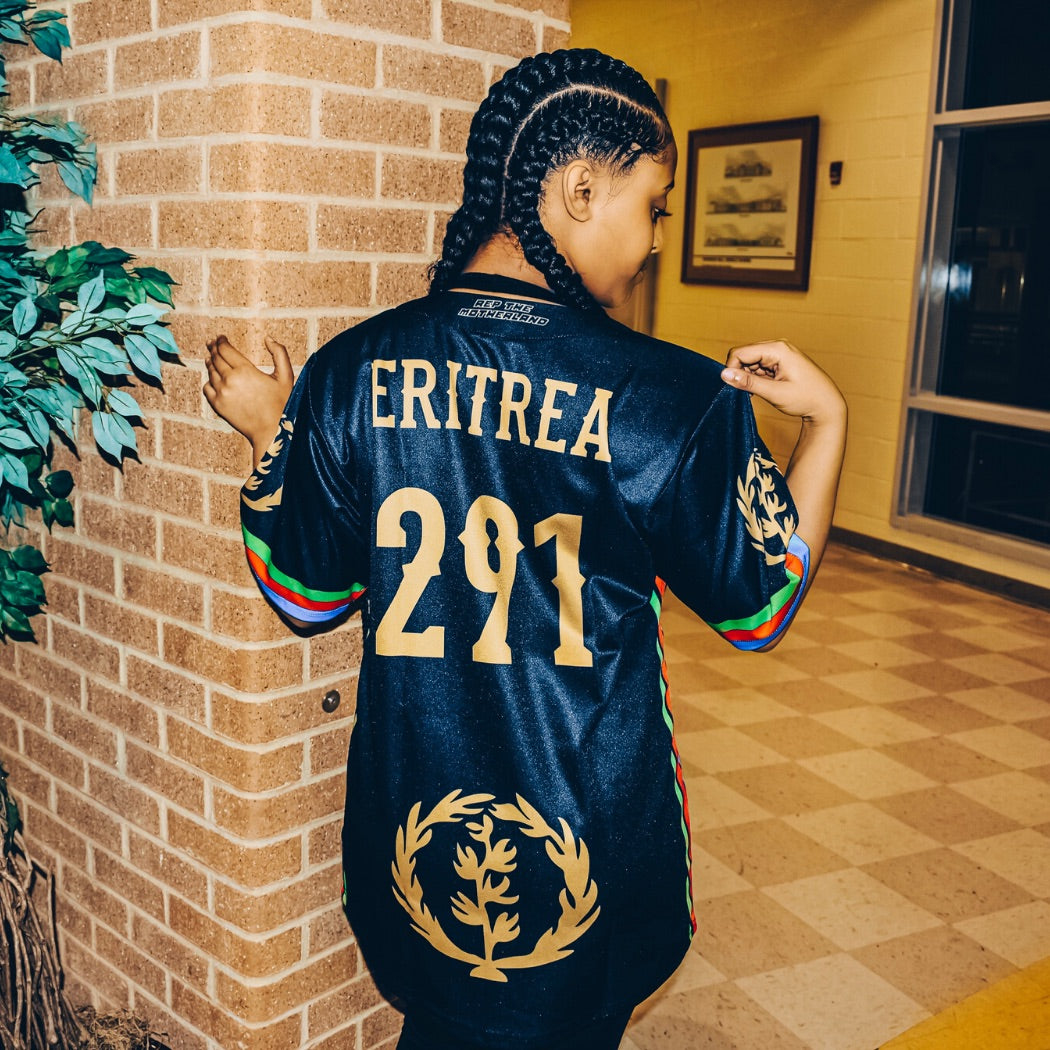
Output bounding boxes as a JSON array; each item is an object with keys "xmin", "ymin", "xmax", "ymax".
[{"xmin": 893, "ymin": 0, "xmax": 1050, "ymax": 566}]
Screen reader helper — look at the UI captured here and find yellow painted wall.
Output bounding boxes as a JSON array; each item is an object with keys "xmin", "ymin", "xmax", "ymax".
[{"xmin": 571, "ymin": 0, "xmax": 1050, "ymax": 590}]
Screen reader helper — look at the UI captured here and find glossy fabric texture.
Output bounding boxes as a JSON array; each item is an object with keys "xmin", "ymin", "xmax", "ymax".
[
  {"xmin": 240, "ymin": 278, "xmax": 808, "ymax": 1047},
  {"xmin": 397, "ymin": 1006, "xmax": 633, "ymax": 1049}
]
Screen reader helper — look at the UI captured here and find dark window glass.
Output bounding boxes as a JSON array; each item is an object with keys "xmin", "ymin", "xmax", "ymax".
[
  {"xmin": 964, "ymin": 0, "xmax": 1050, "ymax": 108},
  {"xmin": 923, "ymin": 414, "xmax": 1050, "ymax": 545},
  {"xmin": 937, "ymin": 122, "xmax": 1050, "ymax": 411}
]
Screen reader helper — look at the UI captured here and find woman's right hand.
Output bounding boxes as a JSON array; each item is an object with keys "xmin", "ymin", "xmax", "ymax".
[
  {"xmin": 204, "ymin": 335, "xmax": 294, "ymax": 465},
  {"xmin": 720, "ymin": 339, "xmax": 846, "ymax": 425}
]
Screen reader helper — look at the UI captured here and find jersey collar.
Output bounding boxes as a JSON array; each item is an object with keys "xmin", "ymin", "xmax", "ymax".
[{"xmin": 450, "ymin": 272, "xmax": 565, "ymax": 306}]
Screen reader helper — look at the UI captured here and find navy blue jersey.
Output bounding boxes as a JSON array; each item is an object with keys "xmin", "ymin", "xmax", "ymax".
[{"xmin": 241, "ymin": 276, "xmax": 809, "ymax": 1046}]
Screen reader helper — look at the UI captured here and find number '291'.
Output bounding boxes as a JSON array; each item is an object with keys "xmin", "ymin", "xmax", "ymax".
[{"xmin": 375, "ymin": 486, "xmax": 592, "ymax": 667}]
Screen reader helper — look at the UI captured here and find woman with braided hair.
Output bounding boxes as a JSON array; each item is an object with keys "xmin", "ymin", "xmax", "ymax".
[{"xmin": 205, "ymin": 47, "xmax": 846, "ymax": 1050}]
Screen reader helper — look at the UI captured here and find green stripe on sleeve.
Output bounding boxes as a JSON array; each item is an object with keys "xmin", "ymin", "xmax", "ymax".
[
  {"xmin": 708, "ymin": 570, "xmax": 800, "ymax": 634},
  {"xmin": 242, "ymin": 525, "xmax": 355, "ymax": 602}
]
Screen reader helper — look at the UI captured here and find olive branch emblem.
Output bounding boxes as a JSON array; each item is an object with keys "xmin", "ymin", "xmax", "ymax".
[
  {"xmin": 391, "ymin": 789, "xmax": 600, "ymax": 982},
  {"xmin": 736, "ymin": 450, "xmax": 796, "ymax": 566},
  {"xmin": 241, "ymin": 418, "xmax": 292, "ymax": 512}
]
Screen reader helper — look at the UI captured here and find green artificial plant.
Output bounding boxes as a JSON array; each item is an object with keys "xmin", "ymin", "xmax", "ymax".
[
  {"xmin": 0, "ymin": 0, "xmax": 177, "ymax": 641},
  {"xmin": 1, "ymin": 5, "xmax": 178, "ymax": 1047}
]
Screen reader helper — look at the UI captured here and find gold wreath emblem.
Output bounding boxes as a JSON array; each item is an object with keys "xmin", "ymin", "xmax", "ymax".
[
  {"xmin": 391, "ymin": 790, "xmax": 600, "ymax": 982},
  {"xmin": 736, "ymin": 450, "xmax": 796, "ymax": 566}
]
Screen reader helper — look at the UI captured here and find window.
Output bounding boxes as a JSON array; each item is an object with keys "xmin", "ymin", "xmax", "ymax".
[{"xmin": 898, "ymin": 0, "xmax": 1050, "ymax": 558}]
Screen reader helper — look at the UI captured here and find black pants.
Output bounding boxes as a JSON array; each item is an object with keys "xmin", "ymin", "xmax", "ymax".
[{"xmin": 396, "ymin": 1010, "xmax": 633, "ymax": 1050}]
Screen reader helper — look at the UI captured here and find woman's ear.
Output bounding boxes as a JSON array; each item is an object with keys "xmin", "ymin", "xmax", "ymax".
[{"xmin": 561, "ymin": 159, "xmax": 596, "ymax": 223}]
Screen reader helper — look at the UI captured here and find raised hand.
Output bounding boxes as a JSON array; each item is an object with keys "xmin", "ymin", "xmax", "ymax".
[
  {"xmin": 721, "ymin": 339, "xmax": 845, "ymax": 425},
  {"xmin": 204, "ymin": 335, "xmax": 294, "ymax": 466}
]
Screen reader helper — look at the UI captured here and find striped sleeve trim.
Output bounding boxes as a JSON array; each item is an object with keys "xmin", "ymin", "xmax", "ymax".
[
  {"xmin": 243, "ymin": 526, "xmax": 365, "ymax": 623},
  {"xmin": 651, "ymin": 578, "xmax": 697, "ymax": 937},
  {"xmin": 707, "ymin": 533, "xmax": 810, "ymax": 650}
]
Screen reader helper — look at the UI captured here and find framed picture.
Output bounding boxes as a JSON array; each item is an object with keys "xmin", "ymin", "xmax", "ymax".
[{"xmin": 681, "ymin": 116, "xmax": 819, "ymax": 290}]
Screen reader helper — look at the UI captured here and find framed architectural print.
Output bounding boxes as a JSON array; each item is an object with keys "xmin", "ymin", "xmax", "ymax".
[{"xmin": 681, "ymin": 116, "xmax": 819, "ymax": 290}]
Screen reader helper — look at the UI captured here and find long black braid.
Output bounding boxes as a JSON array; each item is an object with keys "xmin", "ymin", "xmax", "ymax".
[{"xmin": 428, "ymin": 49, "xmax": 672, "ymax": 311}]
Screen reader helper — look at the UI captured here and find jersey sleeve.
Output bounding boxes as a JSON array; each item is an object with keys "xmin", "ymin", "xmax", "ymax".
[
  {"xmin": 239, "ymin": 357, "xmax": 368, "ymax": 624},
  {"xmin": 655, "ymin": 386, "xmax": 810, "ymax": 650}
]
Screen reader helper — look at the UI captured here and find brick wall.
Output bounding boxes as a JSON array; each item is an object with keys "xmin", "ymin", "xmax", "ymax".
[{"xmin": 0, "ymin": 2, "xmax": 568, "ymax": 1048}]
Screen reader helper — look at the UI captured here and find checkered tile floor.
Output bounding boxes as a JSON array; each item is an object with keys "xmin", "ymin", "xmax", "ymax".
[{"xmin": 624, "ymin": 543, "xmax": 1050, "ymax": 1050}]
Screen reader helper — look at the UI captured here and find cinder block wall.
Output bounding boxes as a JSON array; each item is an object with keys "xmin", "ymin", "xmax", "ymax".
[
  {"xmin": 572, "ymin": 0, "xmax": 936, "ymax": 525},
  {"xmin": 0, "ymin": 3, "xmax": 567, "ymax": 1048},
  {"xmin": 570, "ymin": 0, "xmax": 1050, "ymax": 591}
]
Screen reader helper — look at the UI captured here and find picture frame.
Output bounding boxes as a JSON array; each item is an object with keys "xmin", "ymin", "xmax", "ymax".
[{"xmin": 681, "ymin": 116, "xmax": 819, "ymax": 291}]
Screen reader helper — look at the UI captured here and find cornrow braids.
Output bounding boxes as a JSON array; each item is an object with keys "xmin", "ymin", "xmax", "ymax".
[
  {"xmin": 429, "ymin": 49, "xmax": 672, "ymax": 309},
  {"xmin": 502, "ymin": 104, "xmax": 597, "ymax": 310},
  {"xmin": 428, "ymin": 52, "xmax": 566, "ymax": 293}
]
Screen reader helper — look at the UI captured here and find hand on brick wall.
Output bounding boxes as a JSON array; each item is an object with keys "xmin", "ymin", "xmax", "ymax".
[{"xmin": 204, "ymin": 336, "xmax": 294, "ymax": 468}]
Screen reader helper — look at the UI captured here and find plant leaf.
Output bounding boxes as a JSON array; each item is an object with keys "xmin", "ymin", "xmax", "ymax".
[
  {"xmin": 142, "ymin": 323, "xmax": 178, "ymax": 357},
  {"xmin": 55, "ymin": 145, "xmax": 96, "ymax": 204},
  {"xmin": 105, "ymin": 410, "xmax": 137, "ymax": 453},
  {"xmin": 124, "ymin": 332, "xmax": 162, "ymax": 381},
  {"xmin": 45, "ymin": 470, "xmax": 74, "ymax": 499},
  {"xmin": 124, "ymin": 302, "xmax": 165, "ymax": 326},
  {"xmin": 134, "ymin": 267, "xmax": 176, "ymax": 306},
  {"xmin": 19, "ymin": 409, "xmax": 49, "ymax": 450},
  {"xmin": 27, "ymin": 18, "xmax": 70, "ymax": 62},
  {"xmin": 12, "ymin": 295, "xmax": 37, "ymax": 334},
  {"xmin": 0, "ymin": 453, "xmax": 30, "ymax": 492},
  {"xmin": 105, "ymin": 388, "xmax": 140, "ymax": 418},
  {"xmin": 0, "ymin": 143, "xmax": 25, "ymax": 184},
  {"xmin": 0, "ymin": 22, "xmax": 27, "ymax": 45},
  {"xmin": 50, "ymin": 498, "xmax": 74, "ymax": 528},
  {"xmin": 1, "ymin": 606, "xmax": 33, "ymax": 637},
  {"xmin": 11, "ymin": 546, "xmax": 48, "ymax": 574},
  {"xmin": 76, "ymin": 272, "xmax": 106, "ymax": 314},
  {"xmin": 91, "ymin": 410, "xmax": 124, "ymax": 460},
  {"xmin": 43, "ymin": 246, "xmax": 72, "ymax": 279},
  {"xmin": 0, "ymin": 427, "xmax": 35, "ymax": 451},
  {"xmin": 55, "ymin": 343, "xmax": 100, "ymax": 405}
]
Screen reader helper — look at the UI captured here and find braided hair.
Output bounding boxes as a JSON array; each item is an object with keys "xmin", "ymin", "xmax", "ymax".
[{"xmin": 429, "ymin": 49, "xmax": 672, "ymax": 311}]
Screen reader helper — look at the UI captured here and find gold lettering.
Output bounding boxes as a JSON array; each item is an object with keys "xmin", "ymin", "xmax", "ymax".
[
  {"xmin": 375, "ymin": 488, "xmax": 445, "ymax": 658},
  {"xmin": 534, "ymin": 513, "xmax": 592, "ymax": 667},
  {"xmin": 535, "ymin": 378, "xmax": 577, "ymax": 454},
  {"xmin": 446, "ymin": 360, "xmax": 463, "ymax": 430},
  {"xmin": 401, "ymin": 359, "xmax": 440, "ymax": 430},
  {"xmin": 375, "ymin": 358, "xmax": 611, "ymax": 458},
  {"xmin": 372, "ymin": 359, "xmax": 396, "ymax": 428},
  {"xmin": 460, "ymin": 496, "xmax": 523, "ymax": 664},
  {"xmin": 465, "ymin": 365, "xmax": 498, "ymax": 436},
  {"xmin": 495, "ymin": 371, "xmax": 532, "ymax": 445},
  {"xmin": 570, "ymin": 388, "xmax": 613, "ymax": 462}
]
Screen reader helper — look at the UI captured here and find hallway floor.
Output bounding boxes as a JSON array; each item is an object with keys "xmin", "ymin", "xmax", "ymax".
[{"xmin": 624, "ymin": 543, "xmax": 1050, "ymax": 1050}]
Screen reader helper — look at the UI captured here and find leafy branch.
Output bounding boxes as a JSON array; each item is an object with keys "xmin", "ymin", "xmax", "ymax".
[
  {"xmin": 0, "ymin": 4, "xmax": 180, "ymax": 1046},
  {"xmin": 736, "ymin": 451, "xmax": 795, "ymax": 566},
  {"xmin": 451, "ymin": 813, "xmax": 520, "ymax": 964}
]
